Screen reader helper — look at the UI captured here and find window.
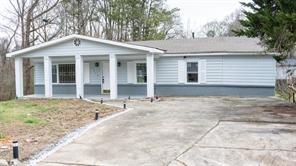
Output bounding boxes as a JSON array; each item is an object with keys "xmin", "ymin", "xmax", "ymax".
[
  {"xmin": 136, "ymin": 63, "xmax": 147, "ymax": 83},
  {"xmin": 59, "ymin": 64, "xmax": 75, "ymax": 83},
  {"xmin": 187, "ymin": 62, "xmax": 198, "ymax": 83},
  {"xmin": 52, "ymin": 64, "xmax": 75, "ymax": 83}
]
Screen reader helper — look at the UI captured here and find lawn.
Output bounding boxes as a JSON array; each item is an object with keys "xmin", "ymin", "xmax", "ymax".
[{"xmin": 0, "ymin": 99, "xmax": 120, "ymax": 161}]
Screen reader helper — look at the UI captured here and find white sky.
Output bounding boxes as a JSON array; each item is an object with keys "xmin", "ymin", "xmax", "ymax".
[
  {"xmin": 0, "ymin": 0, "xmax": 252, "ymax": 37},
  {"xmin": 167, "ymin": 0, "xmax": 252, "ymax": 35}
]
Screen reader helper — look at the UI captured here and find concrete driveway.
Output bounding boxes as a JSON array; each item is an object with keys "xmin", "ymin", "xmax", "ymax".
[{"xmin": 39, "ymin": 97, "xmax": 296, "ymax": 166}]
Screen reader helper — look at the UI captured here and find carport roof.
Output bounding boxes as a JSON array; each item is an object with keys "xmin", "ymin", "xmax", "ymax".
[
  {"xmin": 128, "ymin": 37, "xmax": 275, "ymax": 55},
  {"xmin": 6, "ymin": 34, "xmax": 164, "ymax": 58}
]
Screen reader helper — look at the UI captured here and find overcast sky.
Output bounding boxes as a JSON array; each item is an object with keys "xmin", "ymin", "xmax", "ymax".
[
  {"xmin": 0, "ymin": 0, "xmax": 251, "ymax": 37},
  {"xmin": 167, "ymin": 0, "xmax": 252, "ymax": 35}
]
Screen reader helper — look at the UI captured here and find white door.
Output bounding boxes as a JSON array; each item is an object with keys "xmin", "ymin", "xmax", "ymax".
[{"xmin": 102, "ymin": 62, "xmax": 110, "ymax": 94}]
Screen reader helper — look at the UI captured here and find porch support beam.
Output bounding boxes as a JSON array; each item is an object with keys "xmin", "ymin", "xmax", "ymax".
[
  {"xmin": 109, "ymin": 53, "xmax": 118, "ymax": 99},
  {"xmin": 75, "ymin": 55, "xmax": 84, "ymax": 99},
  {"xmin": 44, "ymin": 56, "xmax": 53, "ymax": 97},
  {"xmin": 146, "ymin": 53, "xmax": 155, "ymax": 97},
  {"xmin": 15, "ymin": 57, "xmax": 23, "ymax": 98}
]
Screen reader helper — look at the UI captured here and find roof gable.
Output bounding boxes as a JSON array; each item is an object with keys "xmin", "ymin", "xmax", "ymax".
[{"xmin": 7, "ymin": 35, "xmax": 163, "ymax": 58}]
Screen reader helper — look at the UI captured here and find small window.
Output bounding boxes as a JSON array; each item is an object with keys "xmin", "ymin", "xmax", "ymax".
[
  {"xmin": 136, "ymin": 63, "xmax": 147, "ymax": 83},
  {"xmin": 187, "ymin": 62, "xmax": 198, "ymax": 83},
  {"xmin": 59, "ymin": 64, "xmax": 76, "ymax": 83},
  {"xmin": 52, "ymin": 65, "xmax": 57, "ymax": 83}
]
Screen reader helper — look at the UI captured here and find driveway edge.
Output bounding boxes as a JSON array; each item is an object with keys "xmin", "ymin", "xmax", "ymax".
[{"xmin": 26, "ymin": 106, "xmax": 133, "ymax": 165}]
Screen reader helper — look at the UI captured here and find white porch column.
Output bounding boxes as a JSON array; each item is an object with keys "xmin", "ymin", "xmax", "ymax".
[
  {"xmin": 44, "ymin": 56, "xmax": 53, "ymax": 97},
  {"xmin": 15, "ymin": 57, "xmax": 23, "ymax": 98},
  {"xmin": 75, "ymin": 55, "xmax": 84, "ymax": 98},
  {"xmin": 146, "ymin": 53, "xmax": 155, "ymax": 97},
  {"xmin": 109, "ymin": 53, "xmax": 118, "ymax": 99}
]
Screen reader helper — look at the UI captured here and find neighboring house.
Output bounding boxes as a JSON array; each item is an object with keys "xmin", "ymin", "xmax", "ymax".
[{"xmin": 6, "ymin": 35, "xmax": 277, "ymax": 99}]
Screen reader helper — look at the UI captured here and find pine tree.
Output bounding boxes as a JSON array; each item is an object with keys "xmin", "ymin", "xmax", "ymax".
[{"xmin": 235, "ymin": 0, "xmax": 296, "ymax": 62}]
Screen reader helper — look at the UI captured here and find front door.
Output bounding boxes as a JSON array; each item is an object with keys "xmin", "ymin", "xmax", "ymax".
[{"xmin": 102, "ymin": 62, "xmax": 110, "ymax": 94}]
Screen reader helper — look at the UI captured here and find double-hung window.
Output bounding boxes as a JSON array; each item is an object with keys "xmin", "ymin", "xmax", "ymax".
[
  {"xmin": 52, "ymin": 64, "xmax": 76, "ymax": 83},
  {"xmin": 136, "ymin": 63, "xmax": 147, "ymax": 83},
  {"xmin": 187, "ymin": 62, "xmax": 198, "ymax": 83}
]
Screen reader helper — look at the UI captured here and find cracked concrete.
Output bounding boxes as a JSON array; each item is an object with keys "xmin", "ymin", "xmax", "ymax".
[
  {"xmin": 175, "ymin": 121, "xmax": 296, "ymax": 166},
  {"xmin": 39, "ymin": 97, "xmax": 296, "ymax": 166}
]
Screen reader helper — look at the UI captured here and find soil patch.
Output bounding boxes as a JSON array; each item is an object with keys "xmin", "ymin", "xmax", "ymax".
[{"xmin": 0, "ymin": 99, "xmax": 121, "ymax": 161}]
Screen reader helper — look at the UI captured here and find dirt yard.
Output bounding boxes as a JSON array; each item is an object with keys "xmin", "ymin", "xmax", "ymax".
[{"xmin": 0, "ymin": 99, "xmax": 121, "ymax": 161}]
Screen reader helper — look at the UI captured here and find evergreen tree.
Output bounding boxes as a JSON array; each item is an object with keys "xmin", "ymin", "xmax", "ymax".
[{"xmin": 235, "ymin": 0, "xmax": 296, "ymax": 62}]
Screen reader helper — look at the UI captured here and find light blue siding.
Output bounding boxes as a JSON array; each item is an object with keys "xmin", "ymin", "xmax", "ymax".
[
  {"xmin": 88, "ymin": 62, "xmax": 101, "ymax": 84},
  {"xmin": 34, "ymin": 63, "xmax": 44, "ymax": 84},
  {"xmin": 156, "ymin": 57, "xmax": 179, "ymax": 84},
  {"xmin": 155, "ymin": 56, "xmax": 225, "ymax": 84},
  {"xmin": 34, "ymin": 55, "xmax": 276, "ymax": 86},
  {"xmin": 118, "ymin": 61, "xmax": 127, "ymax": 84},
  {"xmin": 221, "ymin": 56, "xmax": 276, "ymax": 86},
  {"xmin": 205, "ymin": 56, "xmax": 223, "ymax": 84},
  {"xmin": 23, "ymin": 39, "xmax": 145, "ymax": 57},
  {"xmin": 33, "ymin": 54, "xmax": 276, "ymax": 96},
  {"xmin": 155, "ymin": 55, "xmax": 275, "ymax": 86}
]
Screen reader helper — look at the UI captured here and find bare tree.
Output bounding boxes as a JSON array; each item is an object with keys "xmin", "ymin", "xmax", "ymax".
[
  {"xmin": 0, "ymin": 39, "xmax": 15, "ymax": 100},
  {"xmin": 199, "ymin": 10, "xmax": 243, "ymax": 37},
  {"xmin": 2, "ymin": 0, "xmax": 59, "ymax": 95}
]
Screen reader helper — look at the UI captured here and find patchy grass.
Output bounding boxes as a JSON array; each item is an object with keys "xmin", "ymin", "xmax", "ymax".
[
  {"xmin": 0, "ymin": 100, "xmax": 52, "ymax": 124},
  {"xmin": 0, "ymin": 99, "xmax": 121, "ymax": 161},
  {"xmin": 0, "ymin": 132, "xmax": 6, "ymax": 140}
]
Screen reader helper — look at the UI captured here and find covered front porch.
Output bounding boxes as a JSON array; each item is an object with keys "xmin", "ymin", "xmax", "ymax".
[{"xmin": 10, "ymin": 35, "xmax": 163, "ymax": 99}]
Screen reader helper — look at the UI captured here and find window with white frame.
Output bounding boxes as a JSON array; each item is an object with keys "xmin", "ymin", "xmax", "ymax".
[
  {"xmin": 187, "ymin": 62, "xmax": 198, "ymax": 83},
  {"xmin": 136, "ymin": 63, "xmax": 147, "ymax": 83},
  {"xmin": 52, "ymin": 64, "xmax": 75, "ymax": 83}
]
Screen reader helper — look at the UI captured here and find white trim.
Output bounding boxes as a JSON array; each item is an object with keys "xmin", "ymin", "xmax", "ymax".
[
  {"xmin": 177, "ymin": 60, "xmax": 186, "ymax": 84},
  {"xmin": 44, "ymin": 56, "xmax": 53, "ymax": 97},
  {"xmin": 178, "ymin": 59, "xmax": 207, "ymax": 85},
  {"xmin": 127, "ymin": 60, "xmax": 148, "ymax": 84},
  {"xmin": 52, "ymin": 64, "xmax": 58, "ymax": 83},
  {"xmin": 75, "ymin": 55, "xmax": 84, "ymax": 98},
  {"xmin": 52, "ymin": 83, "xmax": 76, "ymax": 85},
  {"xmin": 15, "ymin": 57, "xmax": 23, "ymax": 97},
  {"xmin": 199, "ymin": 60, "xmax": 207, "ymax": 84},
  {"xmin": 101, "ymin": 61, "xmax": 110, "ymax": 94},
  {"xmin": 109, "ymin": 54, "xmax": 118, "ymax": 99},
  {"xmin": 127, "ymin": 62, "xmax": 136, "ymax": 84},
  {"xmin": 146, "ymin": 53, "xmax": 155, "ymax": 97},
  {"xmin": 134, "ymin": 61, "xmax": 147, "ymax": 84},
  {"xmin": 162, "ymin": 52, "xmax": 279, "ymax": 57},
  {"xmin": 6, "ymin": 34, "xmax": 163, "ymax": 58},
  {"xmin": 83, "ymin": 63, "xmax": 90, "ymax": 84},
  {"xmin": 185, "ymin": 60, "xmax": 200, "ymax": 84}
]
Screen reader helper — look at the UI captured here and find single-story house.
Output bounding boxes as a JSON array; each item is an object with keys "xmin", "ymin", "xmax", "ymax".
[{"xmin": 6, "ymin": 35, "xmax": 277, "ymax": 99}]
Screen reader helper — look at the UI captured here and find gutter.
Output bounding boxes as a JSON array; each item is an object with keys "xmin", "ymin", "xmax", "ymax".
[{"xmin": 161, "ymin": 52, "xmax": 279, "ymax": 57}]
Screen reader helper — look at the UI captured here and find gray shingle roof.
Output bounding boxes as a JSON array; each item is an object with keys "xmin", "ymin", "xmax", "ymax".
[{"xmin": 128, "ymin": 37, "xmax": 266, "ymax": 54}]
